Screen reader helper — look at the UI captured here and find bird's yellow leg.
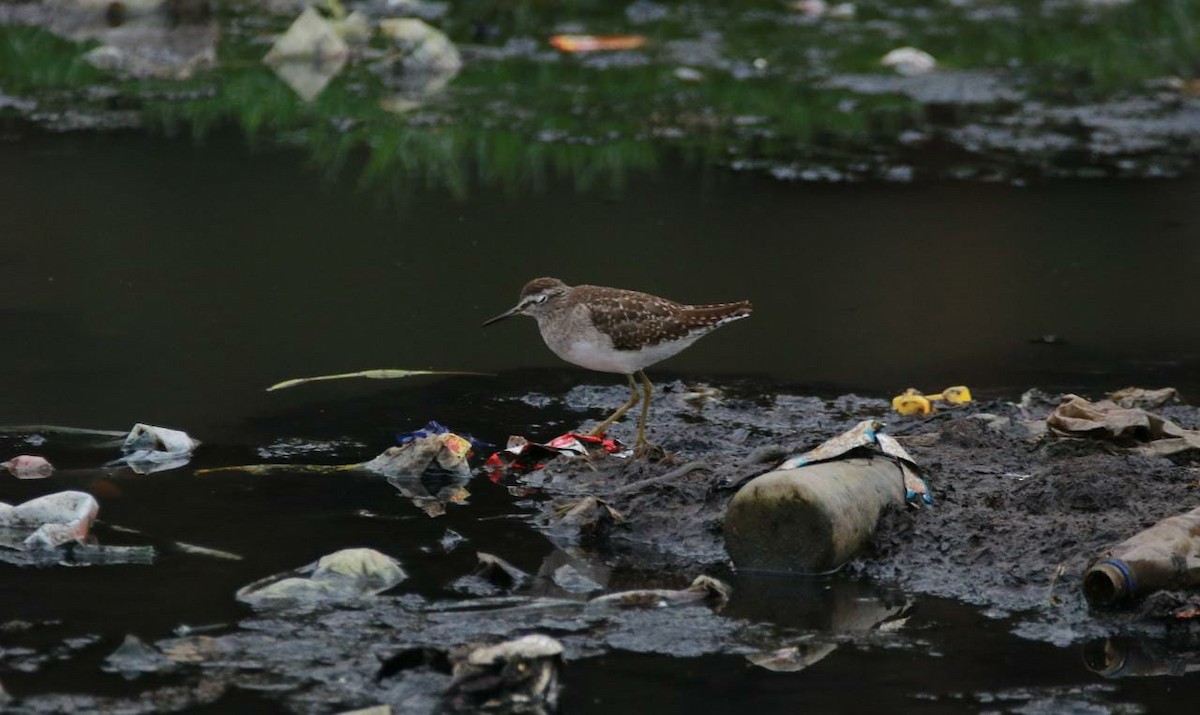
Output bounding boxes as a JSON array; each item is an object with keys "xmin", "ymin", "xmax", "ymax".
[
  {"xmin": 634, "ymin": 370, "xmax": 659, "ymax": 456},
  {"xmin": 589, "ymin": 374, "xmax": 639, "ymax": 437},
  {"xmin": 633, "ymin": 374, "xmax": 652, "ymax": 446}
]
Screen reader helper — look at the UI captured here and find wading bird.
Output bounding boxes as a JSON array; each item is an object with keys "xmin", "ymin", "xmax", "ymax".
[{"xmin": 482, "ymin": 277, "xmax": 752, "ymax": 454}]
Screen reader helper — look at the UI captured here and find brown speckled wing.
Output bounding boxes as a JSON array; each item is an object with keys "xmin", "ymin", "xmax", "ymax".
[{"xmin": 576, "ymin": 286, "xmax": 752, "ymax": 351}]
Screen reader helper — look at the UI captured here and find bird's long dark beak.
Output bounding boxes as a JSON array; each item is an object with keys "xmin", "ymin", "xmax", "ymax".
[{"xmin": 481, "ymin": 305, "xmax": 521, "ymax": 327}]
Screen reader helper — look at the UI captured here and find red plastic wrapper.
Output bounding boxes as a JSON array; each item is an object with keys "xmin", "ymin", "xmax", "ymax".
[{"xmin": 485, "ymin": 432, "xmax": 629, "ymax": 481}]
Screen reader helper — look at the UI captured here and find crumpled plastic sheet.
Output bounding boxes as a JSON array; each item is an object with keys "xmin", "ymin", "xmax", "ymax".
[
  {"xmin": 236, "ymin": 547, "xmax": 408, "ymax": 608},
  {"xmin": 0, "ymin": 490, "xmax": 99, "ymax": 550},
  {"xmin": 365, "ymin": 422, "xmax": 476, "ymax": 480},
  {"xmin": 778, "ymin": 419, "xmax": 932, "ymax": 506},
  {"xmin": 1047, "ymin": 394, "xmax": 1200, "ymax": 457},
  {"xmin": 484, "ymin": 432, "xmax": 630, "ymax": 480}
]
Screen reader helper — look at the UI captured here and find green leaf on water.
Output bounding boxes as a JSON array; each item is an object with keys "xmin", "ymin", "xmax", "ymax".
[{"xmin": 265, "ymin": 368, "xmax": 490, "ymax": 391}]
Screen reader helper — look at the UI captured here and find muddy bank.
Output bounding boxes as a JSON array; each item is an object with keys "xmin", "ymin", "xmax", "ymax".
[{"xmin": 513, "ymin": 382, "xmax": 1200, "ymax": 644}]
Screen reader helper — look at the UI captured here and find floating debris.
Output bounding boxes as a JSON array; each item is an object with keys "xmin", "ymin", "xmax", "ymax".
[
  {"xmin": 0, "ymin": 490, "xmax": 99, "ymax": 550},
  {"xmin": 109, "ymin": 423, "xmax": 200, "ymax": 474},
  {"xmin": 2, "ymin": 455, "xmax": 54, "ymax": 480},
  {"xmin": 266, "ymin": 368, "xmax": 487, "ymax": 391}
]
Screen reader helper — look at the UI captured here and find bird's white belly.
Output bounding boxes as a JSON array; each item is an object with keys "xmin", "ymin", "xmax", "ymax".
[{"xmin": 547, "ymin": 334, "xmax": 700, "ymax": 374}]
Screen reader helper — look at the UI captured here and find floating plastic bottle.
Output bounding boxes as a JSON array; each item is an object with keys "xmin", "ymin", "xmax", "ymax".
[{"xmin": 1082, "ymin": 505, "xmax": 1200, "ymax": 607}]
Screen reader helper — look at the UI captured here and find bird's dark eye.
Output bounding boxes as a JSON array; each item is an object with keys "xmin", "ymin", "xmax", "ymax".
[{"xmin": 535, "ymin": 294, "xmax": 548, "ymax": 304}]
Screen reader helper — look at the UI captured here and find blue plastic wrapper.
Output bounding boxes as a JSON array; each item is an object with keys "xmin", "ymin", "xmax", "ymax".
[{"xmin": 397, "ymin": 421, "xmax": 493, "ymax": 451}]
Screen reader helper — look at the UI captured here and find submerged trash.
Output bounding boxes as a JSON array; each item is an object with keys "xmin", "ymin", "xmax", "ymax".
[
  {"xmin": 881, "ymin": 47, "xmax": 937, "ymax": 76},
  {"xmin": 1083, "ymin": 505, "xmax": 1200, "ymax": 608},
  {"xmin": 891, "ymin": 386, "xmax": 973, "ymax": 415},
  {"xmin": 266, "ymin": 369, "xmax": 487, "ymax": 392},
  {"xmin": 1084, "ymin": 638, "xmax": 1200, "ymax": 678},
  {"xmin": 587, "ymin": 575, "xmax": 730, "ymax": 611},
  {"xmin": 388, "ymin": 472, "xmax": 470, "ymax": 517},
  {"xmin": 439, "ymin": 529, "xmax": 466, "ymax": 553},
  {"xmin": 102, "ymin": 634, "xmax": 177, "ymax": 679},
  {"xmin": 549, "ymin": 34, "xmax": 648, "ymax": 53},
  {"xmin": 110, "ymin": 423, "xmax": 199, "ymax": 474},
  {"xmin": 747, "ymin": 643, "xmax": 839, "ymax": 672},
  {"xmin": 445, "ymin": 635, "xmax": 563, "ymax": 714},
  {"xmin": 543, "ymin": 496, "xmax": 624, "ymax": 545},
  {"xmin": 237, "ymin": 547, "xmax": 407, "ymax": 608},
  {"xmin": 473, "ymin": 552, "xmax": 531, "ymax": 590},
  {"xmin": 0, "ymin": 490, "xmax": 99, "ymax": 550},
  {"xmin": 450, "ymin": 552, "xmax": 532, "ymax": 596},
  {"xmin": 2, "ymin": 455, "xmax": 54, "ymax": 480},
  {"xmin": 1047, "ymin": 394, "xmax": 1200, "ymax": 457}
]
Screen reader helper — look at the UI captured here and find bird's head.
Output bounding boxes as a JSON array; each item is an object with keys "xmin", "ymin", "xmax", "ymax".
[{"xmin": 481, "ymin": 277, "xmax": 571, "ymax": 326}]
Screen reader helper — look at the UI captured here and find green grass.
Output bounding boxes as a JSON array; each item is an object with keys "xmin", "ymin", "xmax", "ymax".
[{"xmin": 0, "ymin": 26, "xmax": 101, "ymax": 92}]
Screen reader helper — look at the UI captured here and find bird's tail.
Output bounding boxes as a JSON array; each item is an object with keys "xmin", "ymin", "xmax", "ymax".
[{"xmin": 684, "ymin": 300, "xmax": 752, "ymax": 329}]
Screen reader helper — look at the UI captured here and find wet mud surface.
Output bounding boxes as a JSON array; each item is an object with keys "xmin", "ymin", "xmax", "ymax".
[{"xmin": 523, "ymin": 384, "xmax": 1200, "ymax": 639}]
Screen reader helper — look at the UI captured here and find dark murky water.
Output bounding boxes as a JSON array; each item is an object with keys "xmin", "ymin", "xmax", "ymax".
[{"xmin": 2, "ymin": 129, "xmax": 1199, "ymax": 712}]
